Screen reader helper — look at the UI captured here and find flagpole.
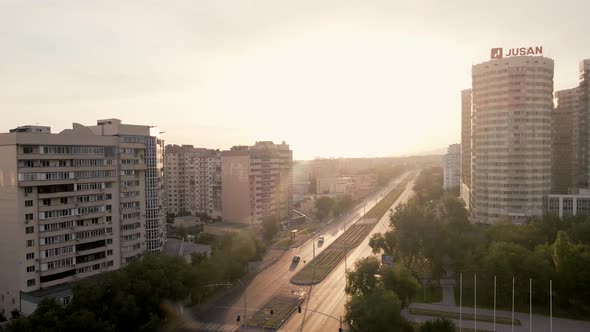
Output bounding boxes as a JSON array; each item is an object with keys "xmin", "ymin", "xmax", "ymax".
[
  {"xmin": 529, "ymin": 278, "xmax": 533, "ymax": 332},
  {"xmin": 474, "ymin": 274, "xmax": 477, "ymax": 332},
  {"xmin": 512, "ymin": 277, "xmax": 515, "ymax": 332},
  {"xmin": 494, "ymin": 275, "xmax": 497, "ymax": 332},
  {"xmin": 459, "ymin": 272, "xmax": 462, "ymax": 332},
  {"xmin": 550, "ymin": 279, "xmax": 553, "ymax": 332}
]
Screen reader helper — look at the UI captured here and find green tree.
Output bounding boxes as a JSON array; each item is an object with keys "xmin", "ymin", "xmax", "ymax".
[
  {"xmin": 345, "ymin": 289, "xmax": 409, "ymax": 332},
  {"xmin": 419, "ymin": 318, "xmax": 455, "ymax": 332},
  {"xmin": 382, "ymin": 266, "xmax": 420, "ymax": 308},
  {"xmin": 261, "ymin": 216, "xmax": 280, "ymax": 241},
  {"xmin": 315, "ymin": 196, "xmax": 334, "ymax": 221},
  {"xmin": 345, "ymin": 256, "xmax": 382, "ymax": 296},
  {"xmin": 333, "ymin": 194, "xmax": 353, "ymax": 216}
]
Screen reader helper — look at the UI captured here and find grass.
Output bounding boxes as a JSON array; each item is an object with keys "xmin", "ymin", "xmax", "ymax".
[
  {"xmin": 413, "ymin": 286, "xmax": 443, "ymax": 304},
  {"xmin": 409, "ymin": 307, "xmax": 521, "ymax": 326},
  {"xmin": 247, "ymin": 296, "xmax": 303, "ymax": 329}
]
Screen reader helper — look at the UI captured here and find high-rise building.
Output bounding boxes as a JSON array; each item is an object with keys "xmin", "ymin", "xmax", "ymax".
[
  {"xmin": 552, "ymin": 88, "xmax": 579, "ymax": 193},
  {"xmin": 443, "ymin": 144, "xmax": 461, "ymax": 190},
  {"xmin": 461, "ymin": 89, "xmax": 473, "ymax": 189},
  {"xmin": 88, "ymin": 119, "xmax": 166, "ymax": 253},
  {"xmin": 471, "ymin": 54, "xmax": 554, "ymax": 224},
  {"xmin": 221, "ymin": 141, "xmax": 292, "ymax": 225},
  {"xmin": 579, "ymin": 59, "xmax": 590, "ymax": 187},
  {"xmin": 165, "ymin": 145, "xmax": 222, "ymax": 218},
  {"xmin": 0, "ymin": 120, "xmax": 164, "ymax": 315}
]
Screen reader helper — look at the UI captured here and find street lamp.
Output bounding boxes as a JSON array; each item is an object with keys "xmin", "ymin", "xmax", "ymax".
[{"xmin": 235, "ymin": 279, "xmax": 248, "ymax": 332}]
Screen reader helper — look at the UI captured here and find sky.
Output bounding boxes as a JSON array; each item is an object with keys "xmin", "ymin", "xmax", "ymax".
[{"xmin": 1, "ymin": 0, "xmax": 590, "ymax": 160}]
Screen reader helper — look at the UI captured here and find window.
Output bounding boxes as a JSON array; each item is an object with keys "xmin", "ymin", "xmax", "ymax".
[
  {"xmin": 60, "ymin": 197, "xmax": 68, "ymax": 204},
  {"xmin": 106, "ymin": 216, "xmax": 112, "ymax": 222},
  {"xmin": 106, "ymin": 239, "xmax": 113, "ymax": 245},
  {"xmin": 25, "ymin": 213, "xmax": 33, "ymax": 221},
  {"xmin": 26, "ymin": 265, "xmax": 35, "ymax": 273},
  {"xmin": 26, "ymin": 239, "xmax": 35, "ymax": 247},
  {"xmin": 106, "ymin": 249, "xmax": 113, "ymax": 256},
  {"xmin": 23, "ymin": 146, "xmax": 33, "ymax": 154},
  {"xmin": 26, "ymin": 252, "xmax": 35, "ymax": 260},
  {"xmin": 27, "ymin": 279, "xmax": 36, "ymax": 287},
  {"xmin": 24, "ymin": 187, "xmax": 33, "ymax": 194},
  {"xmin": 25, "ymin": 226, "xmax": 34, "ymax": 234},
  {"xmin": 25, "ymin": 200, "xmax": 33, "ymax": 207},
  {"xmin": 62, "ymin": 296, "xmax": 71, "ymax": 305},
  {"xmin": 43, "ymin": 199, "xmax": 51, "ymax": 206}
]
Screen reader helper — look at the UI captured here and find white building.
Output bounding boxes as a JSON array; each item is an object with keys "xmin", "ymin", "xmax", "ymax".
[
  {"xmin": 443, "ymin": 144, "xmax": 461, "ymax": 190},
  {"xmin": 472, "ymin": 54, "xmax": 554, "ymax": 224},
  {"xmin": 0, "ymin": 120, "xmax": 165, "ymax": 315},
  {"xmin": 165, "ymin": 145, "xmax": 222, "ymax": 218}
]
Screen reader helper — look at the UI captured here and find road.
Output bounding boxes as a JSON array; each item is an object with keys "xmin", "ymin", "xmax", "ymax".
[
  {"xmin": 280, "ymin": 178, "xmax": 415, "ymax": 332},
  {"xmin": 184, "ymin": 173, "xmax": 413, "ymax": 331}
]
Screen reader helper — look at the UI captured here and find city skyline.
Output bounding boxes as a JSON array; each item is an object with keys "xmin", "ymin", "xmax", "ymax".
[{"xmin": 2, "ymin": 1, "xmax": 590, "ymax": 160}]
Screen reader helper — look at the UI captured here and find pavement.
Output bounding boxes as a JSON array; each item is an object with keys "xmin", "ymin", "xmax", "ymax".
[
  {"xmin": 175, "ymin": 172, "xmax": 415, "ymax": 332},
  {"xmin": 280, "ymin": 176, "xmax": 416, "ymax": 332}
]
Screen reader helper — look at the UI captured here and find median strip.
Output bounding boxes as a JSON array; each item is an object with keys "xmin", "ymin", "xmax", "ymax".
[{"xmin": 290, "ymin": 175, "xmax": 413, "ymax": 285}]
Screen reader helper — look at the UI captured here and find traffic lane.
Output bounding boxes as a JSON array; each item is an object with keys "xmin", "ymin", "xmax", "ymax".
[
  {"xmin": 200, "ymin": 173, "xmax": 411, "ymax": 328},
  {"xmin": 281, "ymin": 181, "xmax": 415, "ymax": 331}
]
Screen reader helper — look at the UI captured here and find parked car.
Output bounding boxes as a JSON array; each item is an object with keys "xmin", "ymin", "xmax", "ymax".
[
  {"xmin": 292, "ymin": 255, "xmax": 301, "ymax": 263},
  {"xmin": 318, "ymin": 236, "xmax": 325, "ymax": 243}
]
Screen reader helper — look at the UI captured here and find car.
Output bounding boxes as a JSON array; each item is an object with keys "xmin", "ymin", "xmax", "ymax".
[
  {"xmin": 318, "ymin": 236, "xmax": 325, "ymax": 243},
  {"xmin": 292, "ymin": 255, "xmax": 301, "ymax": 263}
]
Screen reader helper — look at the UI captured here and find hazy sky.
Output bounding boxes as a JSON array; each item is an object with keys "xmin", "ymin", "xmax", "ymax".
[{"xmin": 2, "ymin": 0, "xmax": 590, "ymax": 160}]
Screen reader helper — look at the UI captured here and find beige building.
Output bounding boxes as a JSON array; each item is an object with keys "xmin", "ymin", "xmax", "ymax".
[
  {"xmin": 472, "ymin": 55, "xmax": 554, "ymax": 224},
  {"xmin": 165, "ymin": 145, "xmax": 222, "ymax": 218},
  {"xmin": 221, "ymin": 141, "xmax": 292, "ymax": 225},
  {"xmin": 460, "ymin": 89, "xmax": 473, "ymax": 188},
  {"xmin": 0, "ymin": 120, "xmax": 164, "ymax": 315},
  {"xmin": 317, "ymin": 176, "xmax": 354, "ymax": 195}
]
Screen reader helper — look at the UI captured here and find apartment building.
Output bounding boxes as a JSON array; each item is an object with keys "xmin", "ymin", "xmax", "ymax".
[
  {"xmin": 471, "ymin": 54, "xmax": 554, "ymax": 224},
  {"xmin": 165, "ymin": 145, "xmax": 222, "ymax": 218},
  {"xmin": 88, "ymin": 119, "xmax": 166, "ymax": 253},
  {"xmin": 221, "ymin": 141, "xmax": 292, "ymax": 225},
  {"xmin": 0, "ymin": 120, "xmax": 162, "ymax": 314},
  {"xmin": 443, "ymin": 144, "xmax": 461, "ymax": 190}
]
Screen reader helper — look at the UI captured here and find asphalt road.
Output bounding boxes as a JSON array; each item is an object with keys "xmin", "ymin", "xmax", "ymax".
[
  {"xmin": 279, "ymin": 178, "xmax": 415, "ymax": 332},
  {"xmin": 186, "ymin": 173, "xmax": 414, "ymax": 332}
]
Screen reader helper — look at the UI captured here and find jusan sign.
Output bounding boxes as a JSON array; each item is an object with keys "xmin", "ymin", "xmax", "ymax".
[{"xmin": 490, "ymin": 46, "xmax": 543, "ymax": 60}]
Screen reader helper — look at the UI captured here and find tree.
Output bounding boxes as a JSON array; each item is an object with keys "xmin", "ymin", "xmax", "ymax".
[
  {"xmin": 345, "ymin": 256, "xmax": 382, "ymax": 296},
  {"xmin": 315, "ymin": 196, "xmax": 334, "ymax": 221},
  {"xmin": 419, "ymin": 318, "xmax": 455, "ymax": 332},
  {"xmin": 333, "ymin": 194, "xmax": 353, "ymax": 216},
  {"xmin": 261, "ymin": 216, "xmax": 280, "ymax": 241},
  {"xmin": 345, "ymin": 289, "xmax": 409, "ymax": 332},
  {"xmin": 382, "ymin": 266, "xmax": 420, "ymax": 308}
]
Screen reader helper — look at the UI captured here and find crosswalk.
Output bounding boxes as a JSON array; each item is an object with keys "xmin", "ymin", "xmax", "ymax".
[{"xmin": 179, "ymin": 320, "xmax": 240, "ymax": 332}]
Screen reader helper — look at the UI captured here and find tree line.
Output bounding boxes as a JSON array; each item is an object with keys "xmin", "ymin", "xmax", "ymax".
[
  {"xmin": 7, "ymin": 229, "xmax": 266, "ymax": 332},
  {"xmin": 368, "ymin": 167, "xmax": 590, "ymax": 318}
]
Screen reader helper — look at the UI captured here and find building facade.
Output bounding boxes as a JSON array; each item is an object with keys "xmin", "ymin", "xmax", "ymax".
[
  {"xmin": 461, "ymin": 89, "xmax": 473, "ymax": 189},
  {"xmin": 547, "ymin": 189, "xmax": 590, "ymax": 218},
  {"xmin": 552, "ymin": 88, "xmax": 579, "ymax": 194},
  {"xmin": 88, "ymin": 119, "xmax": 166, "ymax": 253},
  {"xmin": 443, "ymin": 144, "xmax": 461, "ymax": 190},
  {"xmin": 165, "ymin": 145, "xmax": 222, "ymax": 218},
  {"xmin": 221, "ymin": 141, "xmax": 292, "ymax": 225},
  {"xmin": 0, "ymin": 120, "xmax": 164, "ymax": 314},
  {"xmin": 471, "ymin": 55, "xmax": 554, "ymax": 224}
]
